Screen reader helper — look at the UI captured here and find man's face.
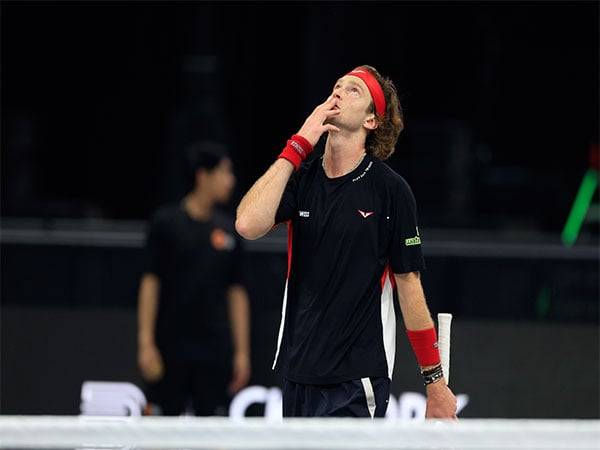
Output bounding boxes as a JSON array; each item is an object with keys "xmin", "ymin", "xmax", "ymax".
[
  {"xmin": 327, "ymin": 75, "xmax": 376, "ymax": 132},
  {"xmin": 199, "ymin": 158, "xmax": 236, "ymax": 203}
]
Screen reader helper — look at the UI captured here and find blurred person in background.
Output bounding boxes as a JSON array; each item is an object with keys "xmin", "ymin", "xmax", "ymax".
[
  {"xmin": 137, "ymin": 142, "xmax": 251, "ymax": 416},
  {"xmin": 236, "ymin": 66, "xmax": 456, "ymax": 418}
]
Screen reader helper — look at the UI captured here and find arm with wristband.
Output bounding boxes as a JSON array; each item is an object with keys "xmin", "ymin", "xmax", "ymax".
[
  {"xmin": 235, "ymin": 96, "xmax": 340, "ymax": 240},
  {"xmin": 394, "ymin": 271, "xmax": 458, "ymax": 419}
]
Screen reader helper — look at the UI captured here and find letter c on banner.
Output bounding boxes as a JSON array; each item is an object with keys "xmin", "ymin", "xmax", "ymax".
[{"xmin": 229, "ymin": 386, "xmax": 283, "ymax": 421}]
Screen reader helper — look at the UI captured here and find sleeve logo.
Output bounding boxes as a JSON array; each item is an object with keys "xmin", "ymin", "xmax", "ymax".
[{"xmin": 404, "ymin": 227, "xmax": 422, "ymax": 246}]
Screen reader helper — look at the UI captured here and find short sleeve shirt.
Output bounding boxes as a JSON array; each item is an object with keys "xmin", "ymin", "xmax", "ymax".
[
  {"xmin": 144, "ymin": 204, "xmax": 243, "ymax": 361},
  {"xmin": 272, "ymin": 154, "xmax": 425, "ymax": 384}
]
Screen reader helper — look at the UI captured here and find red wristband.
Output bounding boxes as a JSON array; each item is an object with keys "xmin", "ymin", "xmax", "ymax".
[
  {"xmin": 406, "ymin": 327, "xmax": 441, "ymax": 367},
  {"xmin": 278, "ymin": 134, "xmax": 313, "ymax": 170}
]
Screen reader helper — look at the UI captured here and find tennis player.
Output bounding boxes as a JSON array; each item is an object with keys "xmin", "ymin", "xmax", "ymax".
[{"xmin": 236, "ymin": 66, "xmax": 456, "ymax": 418}]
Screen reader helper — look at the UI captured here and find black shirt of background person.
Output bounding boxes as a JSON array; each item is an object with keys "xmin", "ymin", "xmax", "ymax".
[{"xmin": 144, "ymin": 204, "xmax": 243, "ymax": 363}]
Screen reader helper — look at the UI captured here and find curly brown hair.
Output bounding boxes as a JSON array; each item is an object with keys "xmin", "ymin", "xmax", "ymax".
[{"xmin": 354, "ymin": 65, "xmax": 404, "ymax": 160}]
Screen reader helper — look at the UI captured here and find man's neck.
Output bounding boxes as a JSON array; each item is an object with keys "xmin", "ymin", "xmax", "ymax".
[
  {"xmin": 183, "ymin": 189, "xmax": 214, "ymax": 222},
  {"xmin": 323, "ymin": 131, "xmax": 367, "ymax": 178}
]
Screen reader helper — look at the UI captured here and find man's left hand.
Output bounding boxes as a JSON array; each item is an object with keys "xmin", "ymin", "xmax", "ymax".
[
  {"xmin": 425, "ymin": 380, "xmax": 457, "ymax": 419},
  {"xmin": 228, "ymin": 352, "xmax": 251, "ymax": 395}
]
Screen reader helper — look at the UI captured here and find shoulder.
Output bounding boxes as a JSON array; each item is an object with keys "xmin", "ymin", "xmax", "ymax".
[
  {"xmin": 296, "ymin": 155, "xmax": 322, "ymax": 179},
  {"xmin": 370, "ymin": 158, "xmax": 415, "ymax": 198},
  {"xmin": 280, "ymin": 155, "xmax": 321, "ymax": 194},
  {"xmin": 149, "ymin": 203, "xmax": 182, "ymax": 228}
]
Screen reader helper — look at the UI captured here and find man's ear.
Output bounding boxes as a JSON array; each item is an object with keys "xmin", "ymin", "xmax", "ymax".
[{"xmin": 363, "ymin": 113, "xmax": 379, "ymax": 131}]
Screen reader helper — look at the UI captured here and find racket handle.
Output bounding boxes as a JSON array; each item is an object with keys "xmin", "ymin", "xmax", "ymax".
[{"xmin": 437, "ymin": 313, "xmax": 453, "ymax": 384}]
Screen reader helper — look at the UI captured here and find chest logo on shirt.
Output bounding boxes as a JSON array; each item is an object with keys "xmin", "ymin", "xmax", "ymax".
[
  {"xmin": 299, "ymin": 211, "xmax": 310, "ymax": 218},
  {"xmin": 358, "ymin": 209, "xmax": 375, "ymax": 218},
  {"xmin": 210, "ymin": 228, "xmax": 235, "ymax": 251}
]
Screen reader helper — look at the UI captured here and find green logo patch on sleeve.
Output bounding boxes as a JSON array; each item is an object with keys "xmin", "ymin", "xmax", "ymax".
[{"xmin": 405, "ymin": 236, "xmax": 422, "ymax": 246}]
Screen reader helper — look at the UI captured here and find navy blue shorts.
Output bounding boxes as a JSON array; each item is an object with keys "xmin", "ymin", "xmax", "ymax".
[{"xmin": 282, "ymin": 376, "xmax": 390, "ymax": 418}]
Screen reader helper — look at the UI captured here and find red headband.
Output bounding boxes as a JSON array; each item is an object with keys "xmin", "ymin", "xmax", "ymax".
[{"xmin": 346, "ymin": 68, "xmax": 386, "ymax": 117}]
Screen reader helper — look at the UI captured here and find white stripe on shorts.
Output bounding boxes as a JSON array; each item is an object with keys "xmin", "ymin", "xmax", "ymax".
[{"xmin": 360, "ymin": 377, "xmax": 376, "ymax": 419}]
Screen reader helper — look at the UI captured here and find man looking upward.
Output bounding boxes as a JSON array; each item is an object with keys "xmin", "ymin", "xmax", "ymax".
[{"xmin": 236, "ymin": 66, "xmax": 456, "ymax": 418}]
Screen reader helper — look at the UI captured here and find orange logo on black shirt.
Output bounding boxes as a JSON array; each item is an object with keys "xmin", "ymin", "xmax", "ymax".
[{"xmin": 211, "ymin": 228, "xmax": 235, "ymax": 251}]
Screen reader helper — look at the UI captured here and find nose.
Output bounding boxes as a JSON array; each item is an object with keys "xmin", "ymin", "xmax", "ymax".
[{"xmin": 333, "ymin": 85, "xmax": 342, "ymax": 99}]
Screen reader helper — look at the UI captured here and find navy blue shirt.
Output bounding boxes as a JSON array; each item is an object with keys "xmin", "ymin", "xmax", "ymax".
[{"xmin": 273, "ymin": 154, "xmax": 425, "ymax": 384}]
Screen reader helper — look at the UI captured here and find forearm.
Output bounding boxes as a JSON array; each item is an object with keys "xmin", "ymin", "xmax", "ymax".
[
  {"xmin": 394, "ymin": 271, "xmax": 439, "ymax": 370},
  {"xmin": 394, "ymin": 273, "xmax": 456, "ymax": 415},
  {"xmin": 227, "ymin": 285, "xmax": 251, "ymax": 357},
  {"xmin": 137, "ymin": 273, "xmax": 160, "ymax": 348},
  {"xmin": 394, "ymin": 271, "xmax": 434, "ymax": 331},
  {"xmin": 235, "ymin": 158, "xmax": 294, "ymax": 240}
]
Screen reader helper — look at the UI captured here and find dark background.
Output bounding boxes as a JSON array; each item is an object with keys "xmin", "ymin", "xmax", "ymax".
[
  {"xmin": 2, "ymin": 2, "xmax": 598, "ymax": 230},
  {"xmin": 1, "ymin": 1, "xmax": 599, "ymax": 418}
]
